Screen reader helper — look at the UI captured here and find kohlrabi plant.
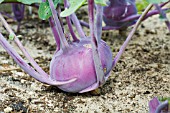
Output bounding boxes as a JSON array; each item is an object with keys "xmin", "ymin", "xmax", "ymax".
[
  {"xmin": 80, "ymin": 0, "xmax": 170, "ymax": 31},
  {"xmin": 103, "ymin": 0, "xmax": 137, "ymax": 29},
  {"xmin": 0, "ymin": 0, "xmax": 170, "ymax": 94}
]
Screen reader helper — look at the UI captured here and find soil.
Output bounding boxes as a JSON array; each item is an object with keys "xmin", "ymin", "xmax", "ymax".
[{"xmin": 0, "ymin": 5, "xmax": 170, "ymax": 113}]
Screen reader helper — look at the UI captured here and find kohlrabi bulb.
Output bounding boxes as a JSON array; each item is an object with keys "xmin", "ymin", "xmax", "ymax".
[
  {"xmin": 50, "ymin": 38, "xmax": 112, "ymax": 93},
  {"xmin": 103, "ymin": 0, "xmax": 137, "ymax": 28}
]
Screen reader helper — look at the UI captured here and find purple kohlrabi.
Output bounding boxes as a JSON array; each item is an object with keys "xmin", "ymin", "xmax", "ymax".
[
  {"xmin": 103, "ymin": 0, "xmax": 137, "ymax": 28},
  {"xmin": 50, "ymin": 38, "xmax": 113, "ymax": 92},
  {"xmin": 0, "ymin": 0, "xmax": 153, "ymax": 93}
]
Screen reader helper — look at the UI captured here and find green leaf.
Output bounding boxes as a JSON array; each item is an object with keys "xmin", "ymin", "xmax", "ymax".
[
  {"xmin": 0, "ymin": 0, "xmax": 4, "ymax": 3},
  {"xmin": 146, "ymin": 0, "xmax": 169, "ymax": 4},
  {"xmin": 136, "ymin": 0, "xmax": 149, "ymax": 14},
  {"xmin": 17, "ymin": 0, "xmax": 42, "ymax": 4},
  {"xmin": 9, "ymin": 34, "xmax": 15, "ymax": 40},
  {"xmin": 95, "ymin": 0, "xmax": 108, "ymax": 6},
  {"xmin": 158, "ymin": 97, "xmax": 170, "ymax": 103},
  {"xmin": 60, "ymin": 0, "xmax": 86, "ymax": 17},
  {"xmin": 38, "ymin": 0, "xmax": 60, "ymax": 20},
  {"xmin": 1, "ymin": 0, "xmax": 41, "ymax": 4},
  {"xmin": 136, "ymin": 0, "xmax": 168, "ymax": 13}
]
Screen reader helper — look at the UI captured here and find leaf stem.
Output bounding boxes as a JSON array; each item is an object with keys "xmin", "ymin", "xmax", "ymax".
[
  {"xmin": 95, "ymin": 5, "xmax": 103, "ymax": 43},
  {"xmin": 70, "ymin": 14, "xmax": 86, "ymax": 38},
  {"xmin": 62, "ymin": 0, "xmax": 86, "ymax": 38},
  {"xmin": 12, "ymin": 3, "xmax": 25, "ymax": 32},
  {"xmin": 42, "ymin": 0, "xmax": 61, "ymax": 50},
  {"xmin": 0, "ymin": 13, "xmax": 48, "ymax": 77},
  {"xmin": 56, "ymin": 5, "xmax": 64, "ymax": 32},
  {"xmin": 12, "ymin": 3, "xmax": 25, "ymax": 22},
  {"xmin": 88, "ymin": 0, "xmax": 105, "ymax": 84},
  {"xmin": 154, "ymin": 4, "xmax": 170, "ymax": 32},
  {"xmin": 49, "ymin": 17, "xmax": 60, "ymax": 50},
  {"xmin": 48, "ymin": 0, "xmax": 69, "ymax": 50},
  {"xmin": 112, "ymin": 4, "xmax": 153, "ymax": 68},
  {"xmin": 64, "ymin": 0, "xmax": 79, "ymax": 42}
]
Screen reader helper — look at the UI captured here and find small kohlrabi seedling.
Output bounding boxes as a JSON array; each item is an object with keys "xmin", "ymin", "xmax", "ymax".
[{"xmin": 0, "ymin": 0, "xmax": 169, "ymax": 93}]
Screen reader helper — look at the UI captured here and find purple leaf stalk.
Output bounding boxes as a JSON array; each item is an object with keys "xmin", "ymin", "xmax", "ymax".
[
  {"xmin": 63, "ymin": 0, "xmax": 79, "ymax": 42},
  {"xmin": 0, "ymin": 1, "xmax": 154, "ymax": 93},
  {"xmin": 12, "ymin": 3, "xmax": 25, "ymax": 32},
  {"xmin": 154, "ymin": 4, "xmax": 170, "ymax": 32}
]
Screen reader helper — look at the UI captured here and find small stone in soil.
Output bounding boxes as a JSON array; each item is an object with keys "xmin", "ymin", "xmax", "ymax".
[{"xmin": 11, "ymin": 102, "xmax": 27, "ymax": 113}]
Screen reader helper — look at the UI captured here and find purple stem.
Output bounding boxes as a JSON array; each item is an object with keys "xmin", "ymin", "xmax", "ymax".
[
  {"xmin": 155, "ymin": 100, "xmax": 169, "ymax": 113},
  {"xmin": 56, "ymin": 5, "xmax": 65, "ymax": 32},
  {"xmin": 66, "ymin": 15, "xmax": 79, "ymax": 41},
  {"xmin": 16, "ymin": 22, "xmax": 21, "ymax": 32},
  {"xmin": 154, "ymin": 4, "xmax": 170, "ymax": 32},
  {"xmin": 120, "ymin": 8, "xmax": 170, "ymax": 22},
  {"xmin": 48, "ymin": 0, "xmax": 69, "ymax": 50},
  {"xmin": 160, "ymin": 1, "xmax": 170, "ymax": 7},
  {"xmin": 70, "ymin": 14, "xmax": 86, "ymax": 38},
  {"xmin": 12, "ymin": 3, "xmax": 25, "ymax": 22},
  {"xmin": 64, "ymin": 0, "xmax": 79, "ymax": 42},
  {"xmin": 95, "ymin": 5, "xmax": 103, "ymax": 43},
  {"xmin": 88, "ymin": 0, "xmax": 105, "ymax": 84},
  {"xmin": 112, "ymin": 4, "xmax": 153, "ymax": 68},
  {"xmin": 80, "ymin": 8, "xmax": 170, "ymax": 30},
  {"xmin": 0, "ymin": 13, "xmax": 48, "ymax": 77},
  {"xmin": 0, "ymin": 33, "xmax": 76, "ymax": 85},
  {"xmin": 49, "ymin": 17, "xmax": 60, "ymax": 50},
  {"xmin": 43, "ymin": 0, "xmax": 60, "ymax": 50}
]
